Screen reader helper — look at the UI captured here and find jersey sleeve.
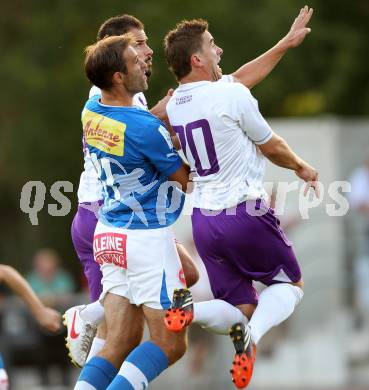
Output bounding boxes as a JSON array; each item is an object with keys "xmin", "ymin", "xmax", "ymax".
[
  {"xmin": 232, "ymin": 84, "xmax": 273, "ymax": 145},
  {"xmin": 141, "ymin": 123, "xmax": 183, "ymax": 177}
]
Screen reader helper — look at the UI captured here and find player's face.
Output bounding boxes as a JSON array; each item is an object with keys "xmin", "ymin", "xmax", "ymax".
[
  {"xmin": 122, "ymin": 45, "xmax": 148, "ymax": 94},
  {"xmin": 200, "ymin": 30, "xmax": 223, "ymax": 81},
  {"xmin": 129, "ymin": 28, "xmax": 153, "ymax": 78}
]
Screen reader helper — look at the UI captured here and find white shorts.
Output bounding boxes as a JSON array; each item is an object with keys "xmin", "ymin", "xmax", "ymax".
[{"xmin": 93, "ymin": 221, "xmax": 185, "ymax": 310}]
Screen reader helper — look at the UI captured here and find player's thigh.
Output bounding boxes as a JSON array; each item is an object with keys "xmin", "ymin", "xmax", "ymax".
[
  {"xmin": 220, "ymin": 201, "xmax": 302, "ymax": 286},
  {"xmin": 176, "ymin": 242, "xmax": 199, "ymax": 288},
  {"xmin": 103, "ymin": 292, "xmax": 144, "ymax": 355},
  {"xmin": 142, "ymin": 305, "xmax": 187, "ymax": 365}
]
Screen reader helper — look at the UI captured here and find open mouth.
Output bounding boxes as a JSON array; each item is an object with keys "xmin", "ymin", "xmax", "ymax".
[
  {"xmin": 145, "ymin": 59, "xmax": 152, "ymax": 77},
  {"xmin": 217, "ymin": 57, "xmax": 222, "ymax": 72}
]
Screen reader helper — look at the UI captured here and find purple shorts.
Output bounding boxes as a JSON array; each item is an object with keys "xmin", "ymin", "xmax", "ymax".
[
  {"xmin": 71, "ymin": 202, "xmax": 102, "ymax": 302},
  {"xmin": 192, "ymin": 199, "xmax": 302, "ymax": 306}
]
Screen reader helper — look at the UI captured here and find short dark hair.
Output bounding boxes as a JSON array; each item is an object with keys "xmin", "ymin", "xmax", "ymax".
[
  {"xmin": 97, "ymin": 14, "xmax": 144, "ymax": 40},
  {"xmin": 84, "ymin": 34, "xmax": 135, "ymax": 90},
  {"xmin": 164, "ymin": 19, "xmax": 208, "ymax": 81}
]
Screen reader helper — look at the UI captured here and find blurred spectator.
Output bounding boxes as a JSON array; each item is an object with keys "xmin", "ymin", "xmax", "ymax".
[
  {"xmin": 27, "ymin": 248, "xmax": 76, "ymax": 307},
  {"xmin": 26, "ymin": 248, "xmax": 76, "ymax": 386},
  {"xmin": 348, "ymin": 156, "xmax": 369, "ymax": 361},
  {"xmin": 349, "ymin": 157, "xmax": 369, "ymax": 311},
  {"xmin": 349, "ymin": 155, "xmax": 369, "ymax": 250}
]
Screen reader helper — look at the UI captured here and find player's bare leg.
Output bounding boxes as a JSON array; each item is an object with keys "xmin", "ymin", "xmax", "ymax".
[
  {"xmin": 74, "ymin": 293, "xmax": 144, "ymax": 389},
  {"xmin": 105, "ymin": 306, "xmax": 187, "ymax": 389},
  {"xmin": 96, "ymin": 294, "xmax": 144, "ymax": 368},
  {"xmin": 144, "ymin": 306, "xmax": 188, "ymax": 365}
]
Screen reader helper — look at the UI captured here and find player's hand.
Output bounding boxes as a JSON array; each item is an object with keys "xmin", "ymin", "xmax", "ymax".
[
  {"xmin": 280, "ymin": 5, "xmax": 313, "ymax": 49},
  {"xmin": 36, "ymin": 306, "xmax": 62, "ymax": 333},
  {"xmin": 150, "ymin": 88, "xmax": 174, "ymax": 121},
  {"xmin": 295, "ymin": 162, "xmax": 319, "ymax": 197}
]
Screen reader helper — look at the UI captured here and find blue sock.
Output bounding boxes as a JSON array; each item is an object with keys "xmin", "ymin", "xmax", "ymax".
[
  {"xmin": 107, "ymin": 342, "xmax": 169, "ymax": 389},
  {"xmin": 0, "ymin": 353, "xmax": 5, "ymax": 369},
  {"xmin": 75, "ymin": 356, "xmax": 118, "ymax": 390}
]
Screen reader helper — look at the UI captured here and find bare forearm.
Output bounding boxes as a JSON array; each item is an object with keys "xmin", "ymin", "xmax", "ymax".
[
  {"xmin": 0, "ymin": 265, "xmax": 44, "ymax": 317},
  {"xmin": 261, "ymin": 136, "xmax": 304, "ymax": 171},
  {"xmin": 150, "ymin": 104, "xmax": 166, "ymax": 122},
  {"xmin": 232, "ymin": 41, "xmax": 288, "ymax": 89}
]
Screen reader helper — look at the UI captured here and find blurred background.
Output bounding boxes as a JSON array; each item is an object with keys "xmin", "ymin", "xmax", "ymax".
[{"xmin": 0, "ymin": 0, "xmax": 369, "ymax": 388}]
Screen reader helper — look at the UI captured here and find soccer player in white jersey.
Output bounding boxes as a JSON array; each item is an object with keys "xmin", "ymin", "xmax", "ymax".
[
  {"xmin": 164, "ymin": 14, "xmax": 318, "ymax": 389},
  {"xmin": 66, "ymin": 7, "xmax": 314, "ymax": 368}
]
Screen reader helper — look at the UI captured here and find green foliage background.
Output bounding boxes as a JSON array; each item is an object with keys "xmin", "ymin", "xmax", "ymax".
[{"xmin": 0, "ymin": 0, "xmax": 367, "ymax": 278}]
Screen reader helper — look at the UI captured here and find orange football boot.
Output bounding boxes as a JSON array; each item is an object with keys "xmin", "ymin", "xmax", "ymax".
[
  {"xmin": 229, "ymin": 322, "xmax": 257, "ymax": 389},
  {"xmin": 164, "ymin": 288, "xmax": 193, "ymax": 333}
]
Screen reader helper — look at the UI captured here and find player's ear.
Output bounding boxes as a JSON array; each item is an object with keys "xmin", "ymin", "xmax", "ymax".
[
  {"xmin": 191, "ymin": 53, "xmax": 202, "ymax": 69},
  {"xmin": 111, "ymin": 71, "xmax": 124, "ymax": 86}
]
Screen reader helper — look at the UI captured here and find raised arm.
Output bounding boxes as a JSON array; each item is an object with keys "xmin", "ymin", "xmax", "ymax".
[
  {"xmin": 258, "ymin": 133, "xmax": 319, "ymax": 196},
  {"xmin": 231, "ymin": 6, "xmax": 313, "ymax": 89},
  {"xmin": 0, "ymin": 264, "xmax": 61, "ymax": 332}
]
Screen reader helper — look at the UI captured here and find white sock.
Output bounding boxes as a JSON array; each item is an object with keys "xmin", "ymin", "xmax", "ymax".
[
  {"xmin": 80, "ymin": 301, "xmax": 105, "ymax": 325},
  {"xmin": 74, "ymin": 381, "xmax": 97, "ymax": 390},
  {"xmin": 193, "ymin": 299, "xmax": 248, "ymax": 335},
  {"xmin": 86, "ymin": 337, "xmax": 106, "ymax": 363},
  {"xmin": 249, "ymin": 283, "xmax": 303, "ymax": 344}
]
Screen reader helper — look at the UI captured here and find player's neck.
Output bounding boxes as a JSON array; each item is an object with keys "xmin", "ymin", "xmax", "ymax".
[
  {"xmin": 180, "ymin": 70, "xmax": 212, "ymax": 85},
  {"xmin": 100, "ymin": 88, "xmax": 134, "ymax": 107}
]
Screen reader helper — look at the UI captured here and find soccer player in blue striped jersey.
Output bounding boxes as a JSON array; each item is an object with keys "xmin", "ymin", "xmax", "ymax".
[{"xmin": 74, "ymin": 34, "xmax": 191, "ymax": 390}]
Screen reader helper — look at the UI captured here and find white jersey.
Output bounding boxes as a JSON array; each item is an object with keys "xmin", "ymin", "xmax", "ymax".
[
  {"xmin": 166, "ymin": 76, "xmax": 273, "ymax": 210},
  {"xmin": 77, "ymin": 86, "xmax": 148, "ymax": 203}
]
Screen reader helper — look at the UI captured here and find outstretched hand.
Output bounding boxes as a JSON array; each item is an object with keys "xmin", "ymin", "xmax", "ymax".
[
  {"xmin": 281, "ymin": 5, "xmax": 314, "ymax": 49},
  {"xmin": 295, "ymin": 162, "xmax": 320, "ymax": 198},
  {"xmin": 36, "ymin": 306, "xmax": 62, "ymax": 333}
]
